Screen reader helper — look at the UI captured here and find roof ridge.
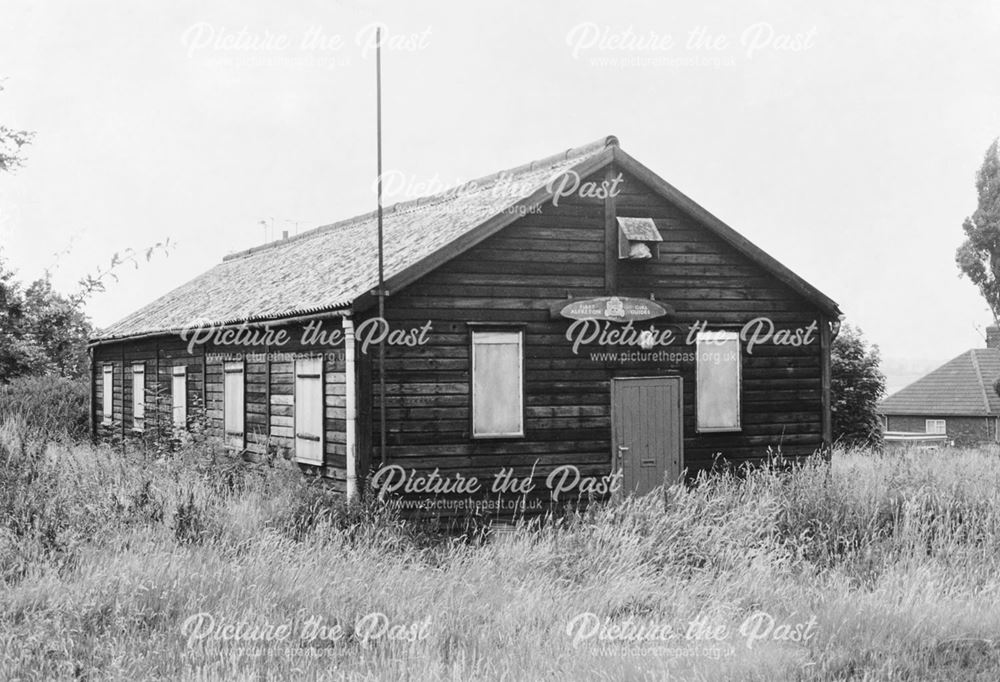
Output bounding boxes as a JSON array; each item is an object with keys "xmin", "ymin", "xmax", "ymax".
[
  {"xmin": 879, "ymin": 347, "xmax": 1000, "ymax": 416},
  {"xmin": 222, "ymin": 135, "xmax": 619, "ymax": 263},
  {"xmin": 970, "ymin": 348, "xmax": 993, "ymax": 413},
  {"xmin": 881, "ymin": 349, "xmax": 970, "ymax": 402}
]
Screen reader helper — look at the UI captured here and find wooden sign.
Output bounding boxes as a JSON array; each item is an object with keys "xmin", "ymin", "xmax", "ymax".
[{"xmin": 557, "ymin": 296, "xmax": 671, "ymax": 322}]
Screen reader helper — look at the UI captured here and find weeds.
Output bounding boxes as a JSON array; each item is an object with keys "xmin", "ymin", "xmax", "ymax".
[{"xmin": 1, "ymin": 419, "xmax": 999, "ymax": 680}]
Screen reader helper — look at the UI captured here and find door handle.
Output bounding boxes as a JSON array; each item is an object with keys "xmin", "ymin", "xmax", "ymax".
[{"xmin": 617, "ymin": 445, "xmax": 629, "ymax": 460}]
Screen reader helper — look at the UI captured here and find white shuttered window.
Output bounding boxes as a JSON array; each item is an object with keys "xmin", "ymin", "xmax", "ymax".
[
  {"xmin": 696, "ymin": 331, "xmax": 741, "ymax": 432},
  {"xmin": 172, "ymin": 366, "xmax": 187, "ymax": 429},
  {"xmin": 294, "ymin": 356, "xmax": 324, "ymax": 464},
  {"xmin": 223, "ymin": 361, "xmax": 245, "ymax": 447},
  {"xmin": 102, "ymin": 365, "xmax": 113, "ymax": 425},
  {"xmin": 471, "ymin": 330, "xmax": 524, "ymax": 438},
  {"xmin": 131, "ymin": 363, "xmax": 145, "ymax": 432}
]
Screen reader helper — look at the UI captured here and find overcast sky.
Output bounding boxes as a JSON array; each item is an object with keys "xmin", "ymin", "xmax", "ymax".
[{"xmin": 2, "ymin": 1, "xmax": 999, "ymax": 392}]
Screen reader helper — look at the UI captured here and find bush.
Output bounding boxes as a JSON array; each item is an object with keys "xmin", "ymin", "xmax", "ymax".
[
  {"xmin": 0, "ymin": 374, "xmax": 89, "ymax": 440},
  {"xmin": 831, "ymin": 324, "xmax": 886, "ymax": 448}
]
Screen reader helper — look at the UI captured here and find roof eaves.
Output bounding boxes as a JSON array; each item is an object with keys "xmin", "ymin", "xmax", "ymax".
[{"xmin": 90, "ymin": 303, "xmax": 352, "ymax": 344}]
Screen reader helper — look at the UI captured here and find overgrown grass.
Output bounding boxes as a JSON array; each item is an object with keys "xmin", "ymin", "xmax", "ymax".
[
  {"xmin": 1, "ymin": 421, "xmax": 999, "ymax": 680},
  {"xmin": 0, "ymin": 375, "xmax": 89, "ymax": 441}
]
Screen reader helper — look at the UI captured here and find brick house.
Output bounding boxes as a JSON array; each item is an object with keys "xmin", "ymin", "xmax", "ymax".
[{"xmin": 878, "ymin": 327, "xmax": 1000, "ymax": 447}]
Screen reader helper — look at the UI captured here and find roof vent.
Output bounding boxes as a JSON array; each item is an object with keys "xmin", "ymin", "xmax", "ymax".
[{"xmin": 617, "ymin": 217, "xmax": 663, "ymax": 260}]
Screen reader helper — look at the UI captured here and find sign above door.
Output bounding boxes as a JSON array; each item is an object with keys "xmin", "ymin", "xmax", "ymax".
[{"xmin": 555, "ymin": 296, "xmax": 672, "ymax": 322}]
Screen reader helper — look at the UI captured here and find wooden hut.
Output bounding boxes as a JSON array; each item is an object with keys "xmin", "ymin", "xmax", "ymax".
[{"xmin": 89, "ymin": 135, "xmax": 841, "ymax": 507}]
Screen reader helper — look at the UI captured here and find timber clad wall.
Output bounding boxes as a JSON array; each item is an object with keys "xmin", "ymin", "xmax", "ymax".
[
  {"xmin": 614, "ymin": 170, "xmax": 824, "ymax": 465},
  {"xmin": 370, "ymin": 194, "xmax": 613, "ymax": 486},
  {"xmin": 93, "ymin": 328, "xmax": 348, "ymax": 489},
  {"xmin": 364, "ymin": 167, "xmax": 826, "ymax": 495}
]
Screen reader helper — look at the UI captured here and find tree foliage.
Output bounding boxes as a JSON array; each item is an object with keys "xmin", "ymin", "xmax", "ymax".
[
  {"xmin": 0, "ymin": 256, "xmax": 93, "ymax": 381},
  {"xmin": 956, "ymin": 139, "xmax": 1000, "ymax": 320},
  {"xmin": 0, "ymin": 243, "xmax": 173, "ymax": 383},
  {"xmin": 831, "ymin": 323, "xmax": 886, "ymax": 448},
  {"xmin": 0, "ymin": 82, "xmax": 33, "ymax": 173}
]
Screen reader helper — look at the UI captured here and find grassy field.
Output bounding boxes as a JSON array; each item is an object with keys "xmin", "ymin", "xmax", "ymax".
[{"xmin": 2, "ymin": 418, "xmax": 1000, "ymax": 681}]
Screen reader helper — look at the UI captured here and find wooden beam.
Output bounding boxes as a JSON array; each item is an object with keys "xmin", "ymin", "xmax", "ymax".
[
  {"xmin": 820, "ymin": 316, "xmax": 832, "ymax": 453},
  {"xmin": 344, "ymin": 316, "xmax": 358, "ymax": 501},
  {"xmin": 88, "ymin": 346, "xmax": 96, "ymax": 440},
  {"xmin": 264, "ymin": 342, "xmax": 271, "ymax": 440},
  {"xmin": 120, "ymin": 342, "xmax": 125, "ymax": 450},
  {"xmin": 604, "ymin": 161, "xmax": 618, "ymax": 294},
  {"xmin": 202, "ymin": 341, "xmax": 209, "ymax": 438},
  {"xmin": 154, "ymin": 338, "xmax": 160, "ymax": 436}
]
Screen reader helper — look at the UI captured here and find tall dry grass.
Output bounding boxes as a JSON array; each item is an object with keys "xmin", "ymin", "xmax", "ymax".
[{"xmin": 1, "ymin": 420, "xmax": 999, "ymax": 680}]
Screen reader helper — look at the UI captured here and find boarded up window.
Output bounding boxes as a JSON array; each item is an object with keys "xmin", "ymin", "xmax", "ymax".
[
  {"xmin": 172, "ymin": 366, "xmax": 187, "ymax": 429},
  {"xmin": 472, "ymin": 330, "xmax": 523, "ymax": 438},
  {"xmin": 131, "ymin": 362, "xmax": 145, "ymax": 432},
  {"xmin": 294, "ymin": 356, "xmax": 324, "ymax": 465},
  {"xmin": 696, "ymin": 331, "xmax": 741, "ymax": 432},
  {"xmin": 102, "ymin": 365, "xmax": 113, "ymax": 425},
  {"xmin": 223, "ymin": 360, "xmax": 245, "ymax": 447}
]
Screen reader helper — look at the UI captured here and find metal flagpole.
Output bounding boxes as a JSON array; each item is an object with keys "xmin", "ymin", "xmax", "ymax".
[{"xmin": 376, "ymin": 26, "xmax": 387, "ymax": 468}]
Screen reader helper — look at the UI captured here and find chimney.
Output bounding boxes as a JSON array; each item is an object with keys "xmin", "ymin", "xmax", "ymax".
[
  {"xmin": 987, "ymin": 325, "xmax": 1000, "ymax": 350},
  {"xmin": 281, "ymin": 230, "xmax": 289, "ymax": 240}
]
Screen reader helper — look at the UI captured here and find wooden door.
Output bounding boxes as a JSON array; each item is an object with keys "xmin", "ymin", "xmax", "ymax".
[{"xmin": 611, "ymin": 376, "xmax": 683, "ymax": 496}]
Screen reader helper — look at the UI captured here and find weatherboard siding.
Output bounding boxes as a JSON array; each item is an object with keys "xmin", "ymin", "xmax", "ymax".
[
  {"xmin": 371, "ymin": 194, "xmax": 611, "ymax": 489},
  {"xmin": 366, "ymin": 166, "xmax": 827, "ymax": 500},
  {"xmin": 614, "ymin": 170, "xmax": 826, "ymax": 465},
  {"xmin": 92, "ymin": 328, "xmax": 348, "ymax": 485}
]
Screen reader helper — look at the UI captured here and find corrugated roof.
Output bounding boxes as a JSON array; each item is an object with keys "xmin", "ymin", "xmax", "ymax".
[
  {"xmin": 879, "ymin": 348, "xmax": 1000, "ymax": 416},
  {"xmin": 94, "ymin": 136, "xmax": 616, "ymax": 341}
]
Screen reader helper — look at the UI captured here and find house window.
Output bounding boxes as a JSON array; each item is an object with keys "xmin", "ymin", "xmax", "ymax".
[
  {"xmin": 471, "ymin": 330, "xmax": 524, "ymax": 438},
  {"xmin": 102, "ymin": 364, "xmax": 113, "ymax": 425},
  {"xmin": 696, "ymin": 331, "xmax": 741, "ymax": 432},
  {"xmin": 925, "ymin": 419, "xmax": 946, "ymax": 435},
  {"xmin": 223, "ymin": 360, "xmax": 245, "ymax": 447},
  {"xmin": 131, "ymin": 362, "xmax": 145, "ymax": 432},
  {"xmin": 294, "ymin": 356, "xmax": 324, "ymax": 465},
  {"xmin": 172, "ymin": 366, "xmax": 187, "ymax": 429}
]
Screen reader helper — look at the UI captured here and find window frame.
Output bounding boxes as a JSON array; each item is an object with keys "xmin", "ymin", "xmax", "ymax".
[
  {"xmin": 131, "ymin": 362, "xmax": 145, "ymax": 433},
  {"xmin": 695, "ymin": 330, "xmax": 742, "ymax": 433},
  {"xmin": 223, "ymin": 359, "xmax": 245, "ymax": 448},
  {"xmin": 925, "ymin": 419, "xmax": 946, "ymax": 435},
  {"xmin": 101, "ymin": 364, "xmax": 114, "ymax": 426},
  {"xmin": 469, "ymin": 325, "xmax": 525, "ymax": 440},
  {"xmin": 171, "ymin": 365, "xmax": 187, "ymax": 430}
]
